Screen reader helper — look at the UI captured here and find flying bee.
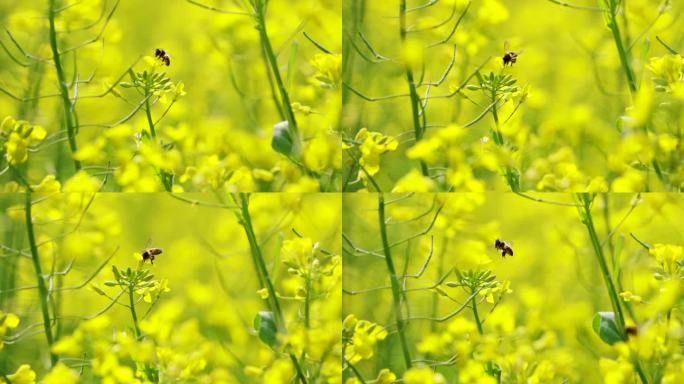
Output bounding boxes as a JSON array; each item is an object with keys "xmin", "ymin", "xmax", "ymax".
[
  {"xmin": 154, "ymin": 48, "xmax": 171, "ymax": 66},
  {"xmin": 502, "ymin": 41, "xmax": 524, "ymax": 67},
  {"xmin": 141, "ymin": 247, "xmax": 163, "ymax": 264},
  {"xmin": 494, "ymin": 239, "xmax": 513, "ymax": 258}
]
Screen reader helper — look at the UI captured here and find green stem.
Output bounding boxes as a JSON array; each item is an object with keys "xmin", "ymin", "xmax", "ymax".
[
  {"xmin": 289, "ymin": 353, "xmax": 308, "ymax": 384},
  {"xmin": 604, "ymin": 1, "xmax": 665, "ymax": 189},
  {"xmin": 378, "ymin": 194, "xmax": 412, "ymax": 370},
  {"xmin": 579, "ymin": 194, "xmax": 626, "ymax": 333},
  {"xmin": 601, "ymin": 194, "xmax": 638, "ymax": 322},
  {"xmin": 48, "ymin": 0, "xmax": 81, "ymax": 172},
  {"xmin": 145, "ymin": 98, "xmax": 156, "ymax": 138},
  {"xmin": 400, "ymin": 0, "xmax": 429, "ymax": 177},
  {"xmin": 9, "ymin": 165, "xmax": 32, "ymax": 191},
  {"xmin": 25, "ymin": 192, "xmax": 57, "ymax": 367},
  {"xmin": 258, "ymin": 47, "xmax": 286, "ymax": 121},
  {"xmin": 304, "ymin": 271, "xmax": 311, "ymax": 328},
  {"xmin": 238, "ymin": 193, "xmax": 285, "ymax": 329},
  {"xmin": 54, "ymin": 273, "xmax": 63, "ymax": 340},
  {"xmin": 490, "ymin": 90, "xmax": 518, "ymax": 191},
  {"xmin": 491, "ymin": 90, "xmax": 504, "ymax": 145},
  {"xmin": 253, "ymin": 0, "xmax": 300, "ymax": 150},
  {"xmin": 605, "ymin": 0, "xmax": 637, "ymax": 94},
  {"xmin": 345, "ymin": 358, "xmax": 367, "ymax": 383},
  {"xmin": 633, "ymin": 356, "xmax": 649, "ymax": 384},
  {"xmin": 471, "ymin": 293, "xmax": 484, "ymax": 335},
  {"xmin": 128, "ymin": 285, "xmax": 142, "ymax": 340},
  {"xmin": 145, "ymin": 94, "xmax": 174, "ymax": 190},
  {"xmin": 429, "ymin": 237, "xmax": 447, "ymax": 333}
]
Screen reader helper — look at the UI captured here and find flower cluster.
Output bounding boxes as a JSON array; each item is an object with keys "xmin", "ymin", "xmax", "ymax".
[{"xmin": 1, "ymin": 116, "xmax": 46, "ymax": 166}]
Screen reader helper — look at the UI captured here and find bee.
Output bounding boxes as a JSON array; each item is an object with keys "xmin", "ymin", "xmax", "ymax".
[
  {"xmin": 154, "ymin": 48, "xmax": 171, "ymax": 66},
  {"xmin": 494, "ymin": 239, "xmax": 514, "ymax": 258},
  {"xmin": 502, "ymin": 41, "xmax": 524, "ymax": 67},
  {"xmin": 141, "ymin": 247, "xmax": 163, "ymax": 264}
]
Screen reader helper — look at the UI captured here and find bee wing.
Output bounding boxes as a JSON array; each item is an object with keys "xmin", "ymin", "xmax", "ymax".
[
  {"xmin": 515, "ymin": 49, "xmax": 526, "ymax": 55},
  {"xmin": 504, "ymin": 40, "xmax": 510, "ymax": 52}
]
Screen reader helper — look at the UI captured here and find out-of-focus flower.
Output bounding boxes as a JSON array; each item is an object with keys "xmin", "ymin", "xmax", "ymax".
[
  {"xmin": 344, "ymin": 318, "xmax": 388, "ymax": 363},
  {"xmin": 1, "ymin": 116, "xmax": 47, "ymax": 165},
  {"xmin": 136, "ymin": 278, "xmax": 171, "ymax": 303},
  {"xmin": 257, "ymin": 288, "xmax": 269, "ymax": 299},
  {"xmin": 479, "ymin": 280, "xmax": 513, "ymax": 304},
  {"xmin": 406, "ymin": 137, "xmax": 443, "ymax": 165},
  {"xmin": 4, "ymin": 364, "xmax": 37, "ymax": 384},
  {"xmin": 648, "ymin": 54, "xmax": 683, "ymax": 86},
  {"xmin": 31, "ymin": 175, "xmax": 61, "ymax": 194},
  {"xmin": 0, "ymin": 311, "xmax": 20, "ymax": 350},
  {"xmin": 599, "ymin": 358, "xmax": 634, "ymax": 384},
  {"xmin": 376, "ymin": 368, "xmax": 397, "ymax": 384},
  {"xmin": 619, "ymin": 291, "xmax": 643, "ymax": 303},
  {"xmin": 392, "ymin": 169, "xmax": 436, "ymax": 192},
  {"xmin": 43, "ymin": 363, "xmax": 79, "ymax": 384},
  {"xmin": 353, "ymin": 128, "xmax": 398, "ymax": 176},
  {"xmin": 403, "ymin": 366, "xmax": 446, "ymax": 384},
  {"xmin": 310, "ymin": 53, "xmax": 341, "ymax": 88},
  {"xmin": 649, "ymin": 243, "xmax": 683, "ymax": 275},
  {"xmin": 281, "ymin": 237, "xmax": 315, "ymax": 271}
]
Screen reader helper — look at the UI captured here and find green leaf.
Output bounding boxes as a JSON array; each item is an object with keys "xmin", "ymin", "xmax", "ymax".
[
  {"xmin": 592, "ymin": 312, "xmax": 624, "ymax": 345},
  {"xmin": 112, "ymin": 265, "xmax": 121, "ymax": 281},
  {"xmin": 271, "ymin": 121, "xmax": 294, "ymax": 156},
  {"xmin": 254, "ymin": 311, "xmax": 278, "ymax": 348}
]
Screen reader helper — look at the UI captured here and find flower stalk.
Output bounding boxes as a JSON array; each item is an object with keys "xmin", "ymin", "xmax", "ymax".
[
  {"xmin": 399, "ymin": 0, "xmax": 429, "ymax": 177},
  {"xmin": 578, "ymin": 193, "xmax": 648, "ymax": 384},
  {"xmin": 578, "ymin": 193, "xmax": 626, "ymax": 333},
  {"xmin": 145, "ymin": 98, "xmax": 157, "ymax": 138},
  {"xmin": 603, "ymin": 0, "xmax": 637, "ymax": 94},
  {"xmin": 25, "ymin": 192, "xmax": 58, "ymax": 367},
  {"xmin": 253, "ymin": 0, "xmax": 300, "ymax": 153},
  {"xmin": 128, "ymin": 284, "xmax": 142, "ymax": 340},
  {"xmin": 471, "ymin": 294, "xmax": 484, "ymax": 335},
  {"xmin": 237, "ymin": 193, "xmax": 285, "ymax": 329},
  {"xmin": 47, "ymin": 0, "xmax": 81, "ymax": 172},
  {"xmin": 237, "ymin": 193, "xmax": 309, "ymax": 383},
  {"xmin": 377, "ymin": 193, "xmax": 412, "ymax": 370}
]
